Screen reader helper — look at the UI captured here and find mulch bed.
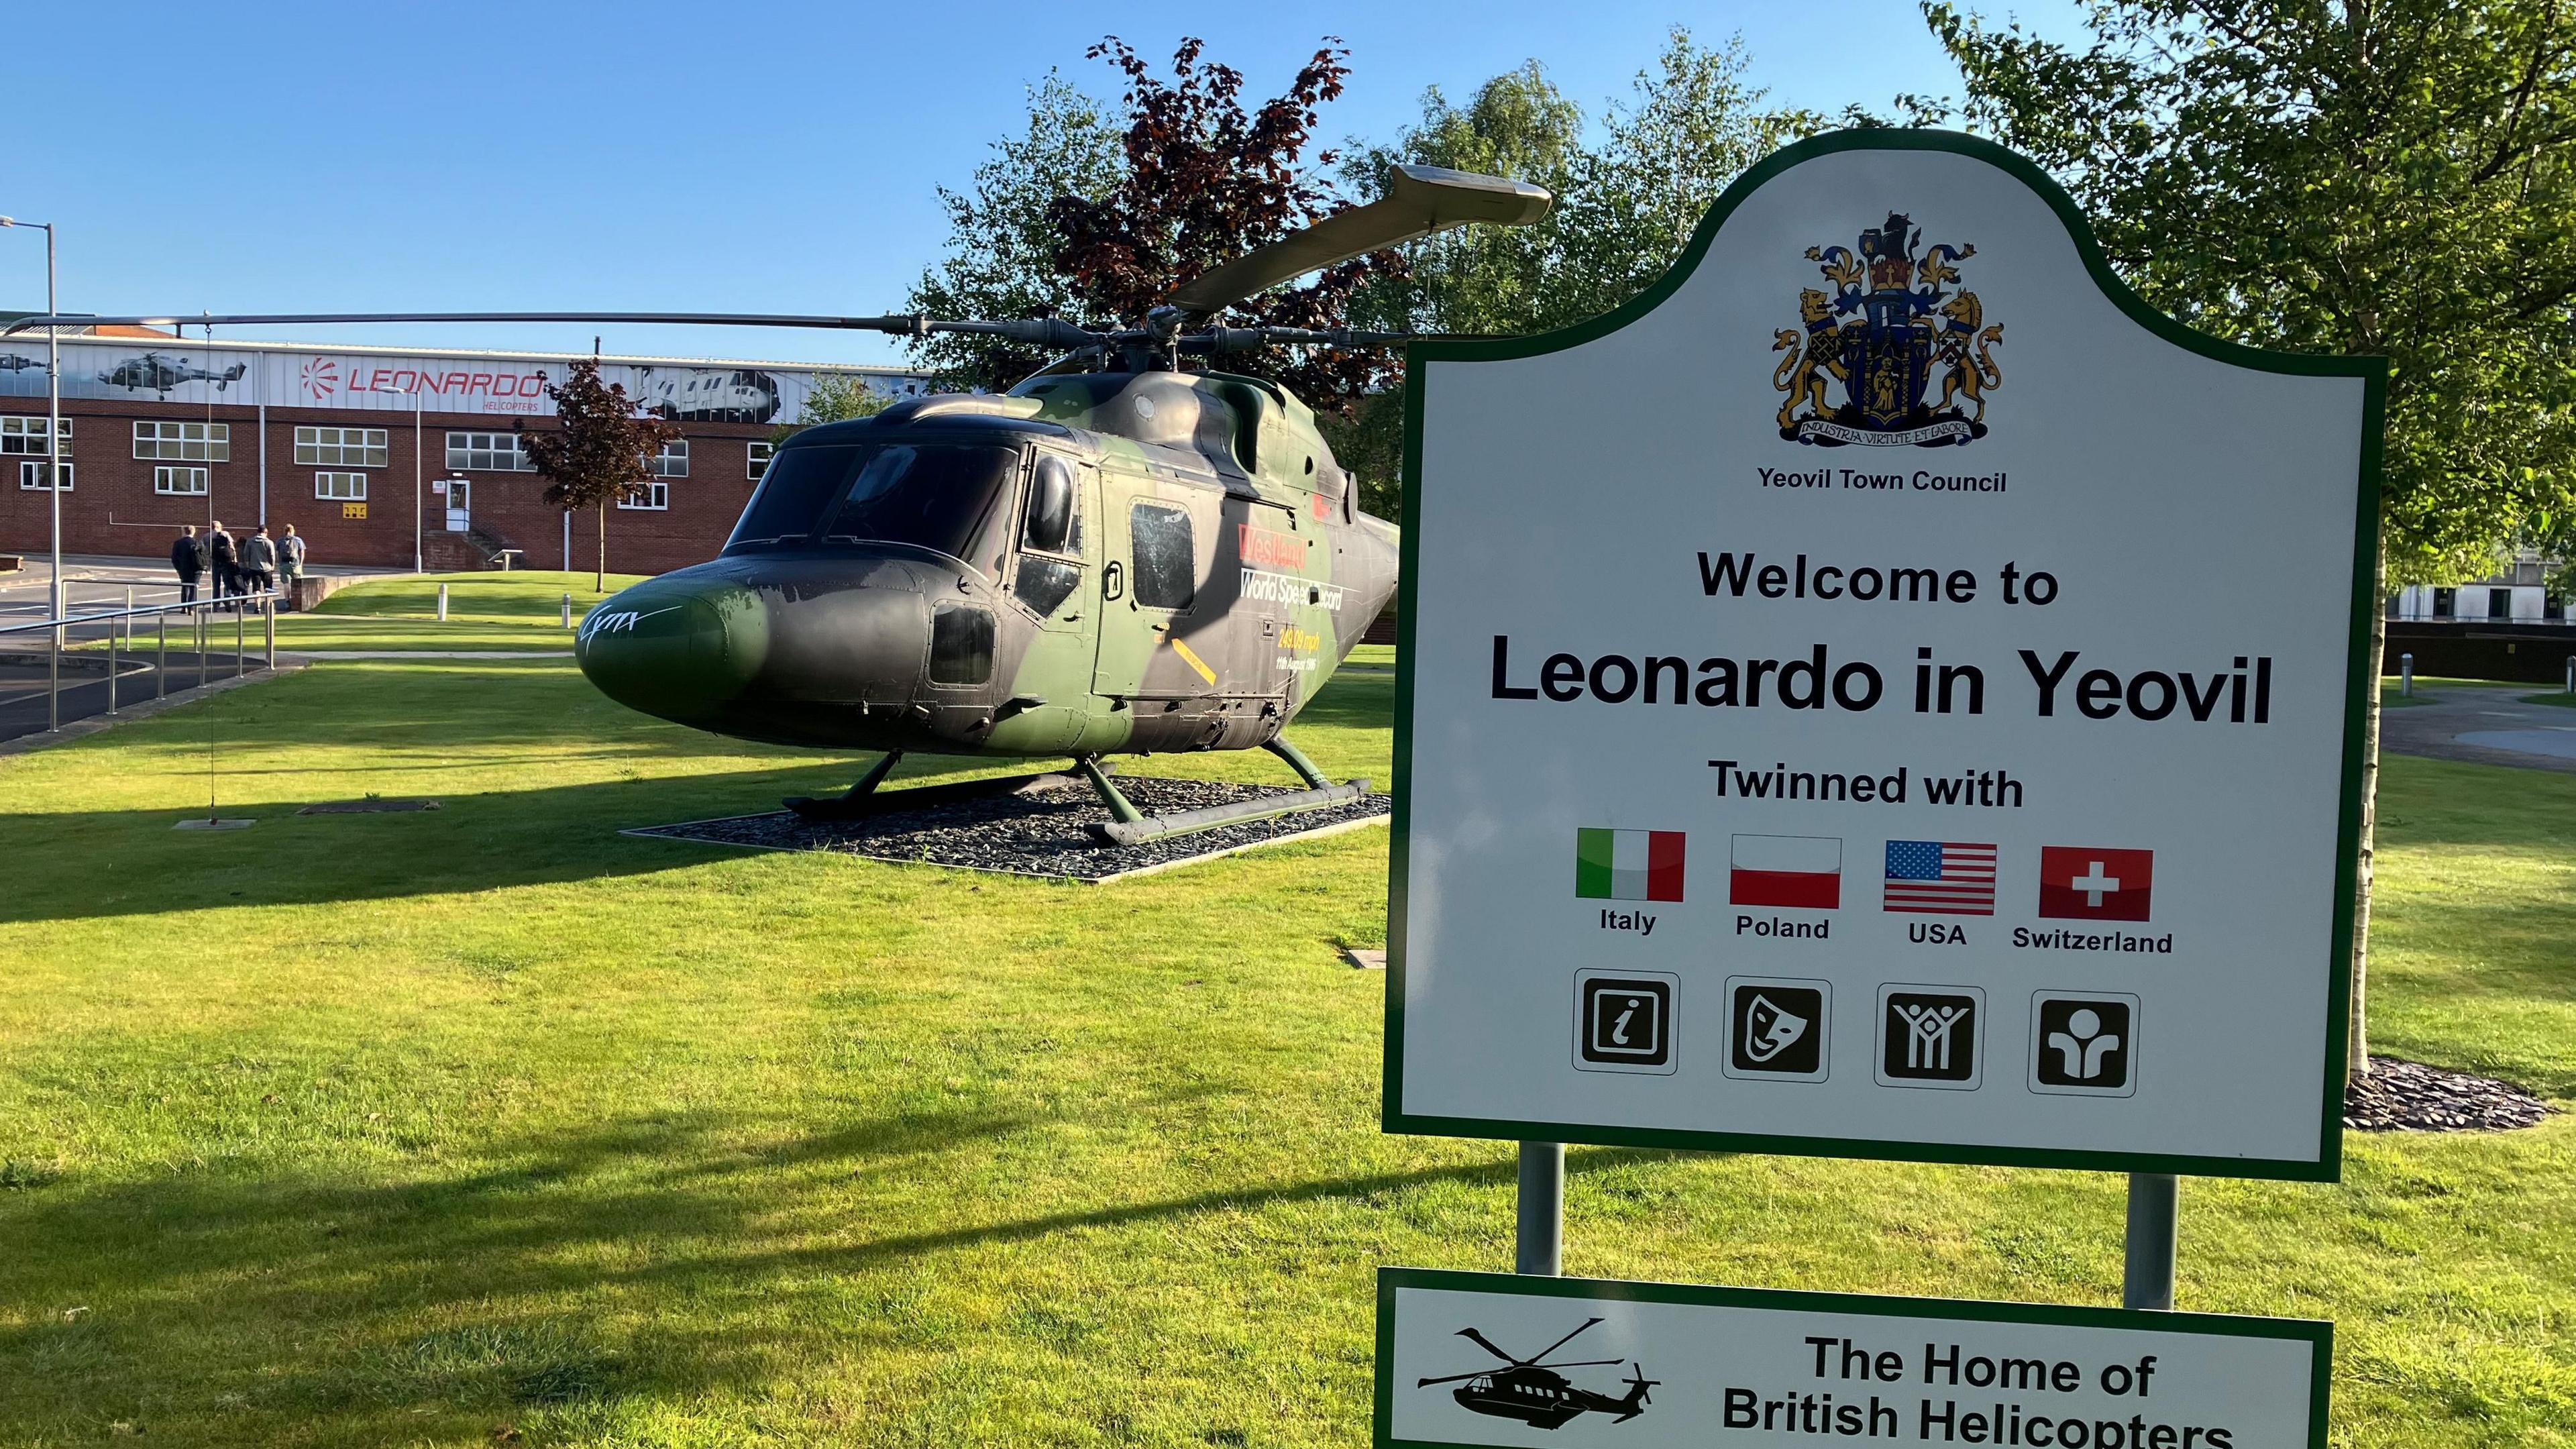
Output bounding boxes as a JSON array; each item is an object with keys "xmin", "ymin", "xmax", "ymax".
[
  {"xmin": 626, "ymin": 774, "xmax": 1389, "ymax": 881},
  {"xmin": 2343, "ymin": 1057, "xmax": 2552, "ymax": 1132}
]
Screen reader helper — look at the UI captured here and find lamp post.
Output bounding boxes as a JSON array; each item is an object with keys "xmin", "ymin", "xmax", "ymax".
[
  {"xmin": 369, "ymin": 382, "xmax": 424, "ymax": 572},
  {"xmin": 1, "ymin": 217, "xmax": 62, "ymax": 730}
]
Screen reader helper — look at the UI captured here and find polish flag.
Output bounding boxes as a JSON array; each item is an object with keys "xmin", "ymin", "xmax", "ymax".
[{"xmin": 1730, "ymin": 835, "xmax": 1841, "ymax": 909}]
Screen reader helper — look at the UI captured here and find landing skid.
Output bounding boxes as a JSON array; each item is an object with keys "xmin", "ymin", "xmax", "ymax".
[
  {"xmin": 1079, "ymin": 737, "xmax": 1371, "ymax": 847},
  {"xmin": 783, "ymin": 750, "xmax": 1099, "ymax": 822}
]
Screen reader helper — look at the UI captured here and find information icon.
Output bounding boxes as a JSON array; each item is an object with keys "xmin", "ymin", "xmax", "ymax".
[
  {"xmin": 1574, "ymin": 971, "xmax": 1677, "ymax": 1075},
  {"xmin": 1724, "ymin": 977, "xmax": 1829, "ymax": 1081}
]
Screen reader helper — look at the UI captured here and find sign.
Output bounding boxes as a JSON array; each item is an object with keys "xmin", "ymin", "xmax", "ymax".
[
  {"xmin": 1378, "ymin": 1269, "xmax": 2328, "ymax": 1449},
  {"xmin": 340, "ymin": 502, "xmax": 367, "ymax": 520},
  {"xmin": 1386, "ymin": 131, "xmax": 2379, "ymax": 1179},
  {"xmin": 0, "ymin": 339, "xmax": 926, "ymax": 422}
]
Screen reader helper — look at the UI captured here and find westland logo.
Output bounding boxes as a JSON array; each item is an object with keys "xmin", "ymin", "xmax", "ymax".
[
  {"xmin": 301, "ymin": 358, "xmax": 339, "ymax": 400},
  {"xmin": 1772, "ymin": 211, "xmax": 2004, "ymax": 448}
]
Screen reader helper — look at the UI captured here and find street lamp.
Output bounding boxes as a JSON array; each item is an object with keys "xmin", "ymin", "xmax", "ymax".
[
  {"xmin": 1, "ymin": 216, "xmax": 64, "ymax": 730},
  {"xmin": 368, "ymin": 382, "xmax": 424, "ymax": 573}
]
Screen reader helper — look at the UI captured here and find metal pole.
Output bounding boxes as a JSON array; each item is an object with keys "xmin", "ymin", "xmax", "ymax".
[
  {"xmin": 413, "ymin": 392, "xmax": 423, "ymax": 574},
  {"xmin": 264, "ymin": 597, "xmax": 275, "ymax": 669},
  {"xmin": 107, "ymin": 591, "xmax": 119, "ymax": 716},
  {"xmin": 2122, "ymin": 1173, "xmax": 2179, "ymax": 1311},
  {"xmin": 157, "ymin": 610, "xmax": 167, "ymax": 699},
  {"xmin": 235, "ymin": 605, "xmax": 246, "ymax": 678},
  {"xmin": 2565, "ymin": 655, "xmax": 2573, "ymax": 696},
  {"xmin": 437, "ymin": 582, "xmax": 449, "ymax": 621},
  {"xmin": 195, "ymin": 606, "xmax": 207, "ymax": 690},
  {"xmin": 561, "ymin": 592, "xmax": 572, "ymax": 628},
  {"xmin": 44, "ymin": 223, "xmax": 59, "ymax": 732},
  {"xmin": 1515, "ymin": 1142, "xmax": 1564, "ymax": 1277},
  {"xmin": 2399, "ymin": 653, "xmax": 2412, "ymax": 696}
]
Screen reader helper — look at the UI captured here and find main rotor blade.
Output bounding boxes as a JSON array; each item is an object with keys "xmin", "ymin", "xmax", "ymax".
[
  {"xmin": 1165, "ymin": 163, "xmax": 1552, "ymax": 318},
  {"xmin": 1519, "ymin": 1317, "xmax": 1607, "ymax": 1366},
  {"xmin": 1454, "ymin": 1328, "xmax": 1525, "ymax": 1365},
  {"xmin": 1526, "ymin": 1358, "xmax": 1625, "ymax": 1371},
  {"xmin": 0, "ymin": 311, "xmax": 935, "ymax": 337}
]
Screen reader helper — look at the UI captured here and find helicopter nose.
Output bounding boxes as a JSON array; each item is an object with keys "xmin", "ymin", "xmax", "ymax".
[{"xmin": 575, "ymin": 576, "xmax": 769, "ymax": 722}]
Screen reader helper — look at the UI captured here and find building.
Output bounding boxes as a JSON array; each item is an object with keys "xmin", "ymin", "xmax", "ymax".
[
  {"xmin": 0, "ymin": 327, "xmax": 932, "ymax": 575},
  {"xmin": 2389, "ymin": 552, "xmax": 2567, "ymax": 623}
]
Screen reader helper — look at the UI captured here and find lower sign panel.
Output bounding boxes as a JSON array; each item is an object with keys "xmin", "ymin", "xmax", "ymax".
[{"xmin": 1377, "ymin": 1269, "xmax": 2327, "ymax": 1448}]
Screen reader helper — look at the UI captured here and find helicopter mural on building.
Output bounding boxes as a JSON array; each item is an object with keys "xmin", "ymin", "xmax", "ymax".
[
  {"xmin": 96, "ymin": 351, "xmax": 248, "ymax": 396},
  {"xmin": 7, "ymin": 163, "xmax": 1551, "ymax": 845}
]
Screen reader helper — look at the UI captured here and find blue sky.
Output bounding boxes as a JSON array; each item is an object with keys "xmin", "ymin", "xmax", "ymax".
[{"xmin": 9, "ymin": 1, "xmax": 2087, "ymax": 368}]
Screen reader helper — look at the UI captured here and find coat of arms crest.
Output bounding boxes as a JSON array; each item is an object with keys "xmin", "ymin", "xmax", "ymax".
[{"xmin": 1773, "ymin": 211, "xmax": 2002, "ymax": 447}]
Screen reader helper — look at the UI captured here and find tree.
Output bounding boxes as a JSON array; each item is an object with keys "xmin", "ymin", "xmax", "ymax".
[
  {"xmin": 771, "ymin": 374, "xmax": 894, "ymax": 446},
  {"xmin": 904, "ymin": 74, "xmax": 1126, "ymax": 392},
  {"xmin": 907, "ymin": 37, "xmax": 1405, "ymax": 404},
  {"xmin": 1920, "ymin": 0, "xmax": 2576, "ymax": 1075},
  {"xmin": 523, "ymin": 358, "xmax": 680, "ymax": 594},
  {"xmin": 1328, "ymin": 32, "xmax": 1821, "ymax": 509}
]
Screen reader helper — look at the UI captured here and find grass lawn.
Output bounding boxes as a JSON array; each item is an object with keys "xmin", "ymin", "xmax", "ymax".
[
  {"xmin": 2522, "ymin": 692, "xmax": 2576, "ymax": 709},
  {"xmin": 1, "ymin": 588, "xmax": 2570, "ymax": 1446}
]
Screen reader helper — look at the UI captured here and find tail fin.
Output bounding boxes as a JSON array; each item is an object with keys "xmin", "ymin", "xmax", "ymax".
[{"xmin": 1612, "ymin": 1366, "xmax": 1658, "ymax": 1422}]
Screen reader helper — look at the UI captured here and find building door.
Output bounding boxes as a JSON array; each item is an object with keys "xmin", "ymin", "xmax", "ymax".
[{"xmin": 445, "ymin": 480, "xmax": 472, "ymax": 533}]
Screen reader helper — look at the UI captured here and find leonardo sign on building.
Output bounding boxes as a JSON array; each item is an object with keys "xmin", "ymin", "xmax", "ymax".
[{"xmin": 1385, "ymin": 131, "xmax": 2380, "ymax": 1180}]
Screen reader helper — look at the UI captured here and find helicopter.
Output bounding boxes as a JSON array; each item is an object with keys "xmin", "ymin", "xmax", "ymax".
[
  {"xmin": 1415, "ymin": 1317, "xmax": 1658, "ymax": 1430},
  {"xmin": 7, "ymin": 162, "xmax": 1550, "ymax": 844},
  {"xmin": 96, "ymin": 352, "xmax": 248, "ymax": 394}
]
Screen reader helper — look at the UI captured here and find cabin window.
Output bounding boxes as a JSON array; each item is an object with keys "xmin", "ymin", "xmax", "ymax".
[
  {"xmin": 1130, "ymin": 501, "xmax": 1195, "ymax": 610},
  {"xmin": 929, "ymin": 603, "xmax": 995, "ymax": 685},
  {"xmin": 1014, "ymin": 557, "xmax": 1082, "ymax": 618},
  {"xmin": 1022, "ymin": 453, "xmax": 1079, "ymax": 555},
  {"xmin": 724, "ymin": 442, "xmax": 1018, "ymax": 562}
]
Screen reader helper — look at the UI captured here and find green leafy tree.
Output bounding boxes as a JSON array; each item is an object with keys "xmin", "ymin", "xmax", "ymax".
[
  {"xmin": 1921, "ymin": 0, "xmax": 2576, "ymax": 1074},
  {"xmin": 523, "ymin": 358, "xmax": 680, "ymax": 594},
  {"xmin": 771, "ymin": 374, "xmax": 894, "ymax": 445},
  {"xmin": 905, "ymin": 74, "xmax": 1126, "ymax": 391},
  {"xmin": 1328, "ymin": 32, "xmax": 1821, "ymax": 511}
]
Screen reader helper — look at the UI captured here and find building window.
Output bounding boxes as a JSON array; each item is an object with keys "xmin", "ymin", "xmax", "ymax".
[
  {"xmin": 17, "ymin": 460, "xmax": 71, "ymax": 490},
  {"xmin": 296, "ymin": 425, "xmax": 389, "ymax": 468},
  {"xmin": 619, "ymin": 479, "xmax": 670, "ymax": 511},
  {"xmin": 154, "ymin": 465, "xmax": 209, "ymax": 496},
  {"xmin": 315, "ymin": 471, "xmax": 368, "ymax": 501},
  {"xmin": 0, "ymin": 416, "xmax": 70, "ymax": 455},
  {"xmin": 444, "ymin": 431, "xmax": 534, "ymax": 472},
  {"xmin": 651, "ymin": 439, "xmax": 690, "ymax": 478},
  {"xmin": 135, "ymin": 420, "xmax": 229, "ymax": 462},
  {"xmin": 747, "ymin": 440, "xmax": 774, "ymax": 479}
]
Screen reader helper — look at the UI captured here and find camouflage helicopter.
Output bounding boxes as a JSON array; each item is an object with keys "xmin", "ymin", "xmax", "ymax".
[{"xmin": 9, "ymin": 164, "xmax": 1550, "ymax": 843}]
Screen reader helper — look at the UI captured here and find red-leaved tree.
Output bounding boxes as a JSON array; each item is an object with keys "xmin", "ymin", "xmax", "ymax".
[
  {"xmin": 523, "ymin": 358, "xmax": 680, "ymax": 592},
  {"xmin": 1043, "ymin": 36, "xmax": 1406, "ymax": 409}
]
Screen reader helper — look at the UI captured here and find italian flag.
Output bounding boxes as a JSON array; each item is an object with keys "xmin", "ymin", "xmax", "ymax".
[{"xmin": 1576, "ymin": 828, "xmax": 1686, "ymax": 902}]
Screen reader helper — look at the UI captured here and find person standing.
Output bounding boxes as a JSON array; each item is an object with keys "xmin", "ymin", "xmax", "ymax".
[
  {"xmin": 278, "ymin": 523, "xmax": 307, "ymax": 608},
  {"xmin": 240, "ymin": 525, "xmax": 278, "ymax": 598},
  {"xmin": 207, "ymin": 520, "xmax": 239, "ymax": 606},
  {"xmin": 170, "ymin": 525, "xmax": 207, "ymax": 605}
]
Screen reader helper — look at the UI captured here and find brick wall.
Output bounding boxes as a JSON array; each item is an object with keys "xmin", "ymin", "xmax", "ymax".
[{"xmin": 0, "ymin": 397, "xmax": 769, "ymax": 576}]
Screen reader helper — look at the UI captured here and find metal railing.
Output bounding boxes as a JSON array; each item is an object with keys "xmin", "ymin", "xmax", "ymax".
[{"xmin": 0, "ymin": 590, "xmax": 280, "ymax": 733}]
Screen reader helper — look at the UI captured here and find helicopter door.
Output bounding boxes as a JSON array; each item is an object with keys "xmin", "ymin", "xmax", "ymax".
[
  {"xmin": 1091, "ymin": 476, "xmax": 1216, "ymax": 710},
  {"xmin": 996, "ymin": 452, "xmax": 1095, "ymax": 752}
]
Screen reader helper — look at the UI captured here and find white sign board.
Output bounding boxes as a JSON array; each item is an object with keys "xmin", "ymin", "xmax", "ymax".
[
  {"xmin": 1378, "ymin": 1269, "xmax": 2328, "ymax": 1449},
  {"xmin": 1387, "ymin": 132, "xmax": 2377, "ymax": 1179}
]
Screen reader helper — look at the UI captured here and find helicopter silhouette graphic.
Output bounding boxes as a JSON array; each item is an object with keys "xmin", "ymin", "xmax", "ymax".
[{"xmin": 1417, "ymin": 1316, "xmax": 1657, "ymax": 1430}]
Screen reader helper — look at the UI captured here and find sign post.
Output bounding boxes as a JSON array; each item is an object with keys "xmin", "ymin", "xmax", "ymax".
[{"xmin": 1379, "ymin": 129, "xmax": 2376, "ymax": 1446}]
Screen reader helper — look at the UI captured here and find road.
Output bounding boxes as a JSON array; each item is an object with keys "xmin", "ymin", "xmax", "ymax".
[{"xmin": 2379, "ymin": 686, "xmax": 2576, "ymax": 775}]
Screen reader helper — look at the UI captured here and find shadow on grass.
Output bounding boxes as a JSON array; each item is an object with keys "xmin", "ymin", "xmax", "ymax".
[{"xmin": 0, "ymin": 1098, "xmax": 1674, "ymax": 1439}]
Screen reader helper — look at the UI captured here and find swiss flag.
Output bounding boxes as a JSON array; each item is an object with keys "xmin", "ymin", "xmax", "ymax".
[{"xmin": 2038, "ymin": 847, "xmax": 2154, "ymax": 922}]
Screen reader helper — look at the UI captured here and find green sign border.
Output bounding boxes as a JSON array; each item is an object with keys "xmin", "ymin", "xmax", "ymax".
[
  {"xmin": 1373, "ymin": 1267, "xmax": 2333, "ymax": 1449},
  {"xmin": 1385, "ymin": 127, "xmax": 2383, "ymax": 1182}
]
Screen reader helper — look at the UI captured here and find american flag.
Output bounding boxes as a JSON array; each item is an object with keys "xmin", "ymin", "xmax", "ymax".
[{"xmin": 1882, "ymin": 841, "xmax": 1998, "ymax": 915}]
